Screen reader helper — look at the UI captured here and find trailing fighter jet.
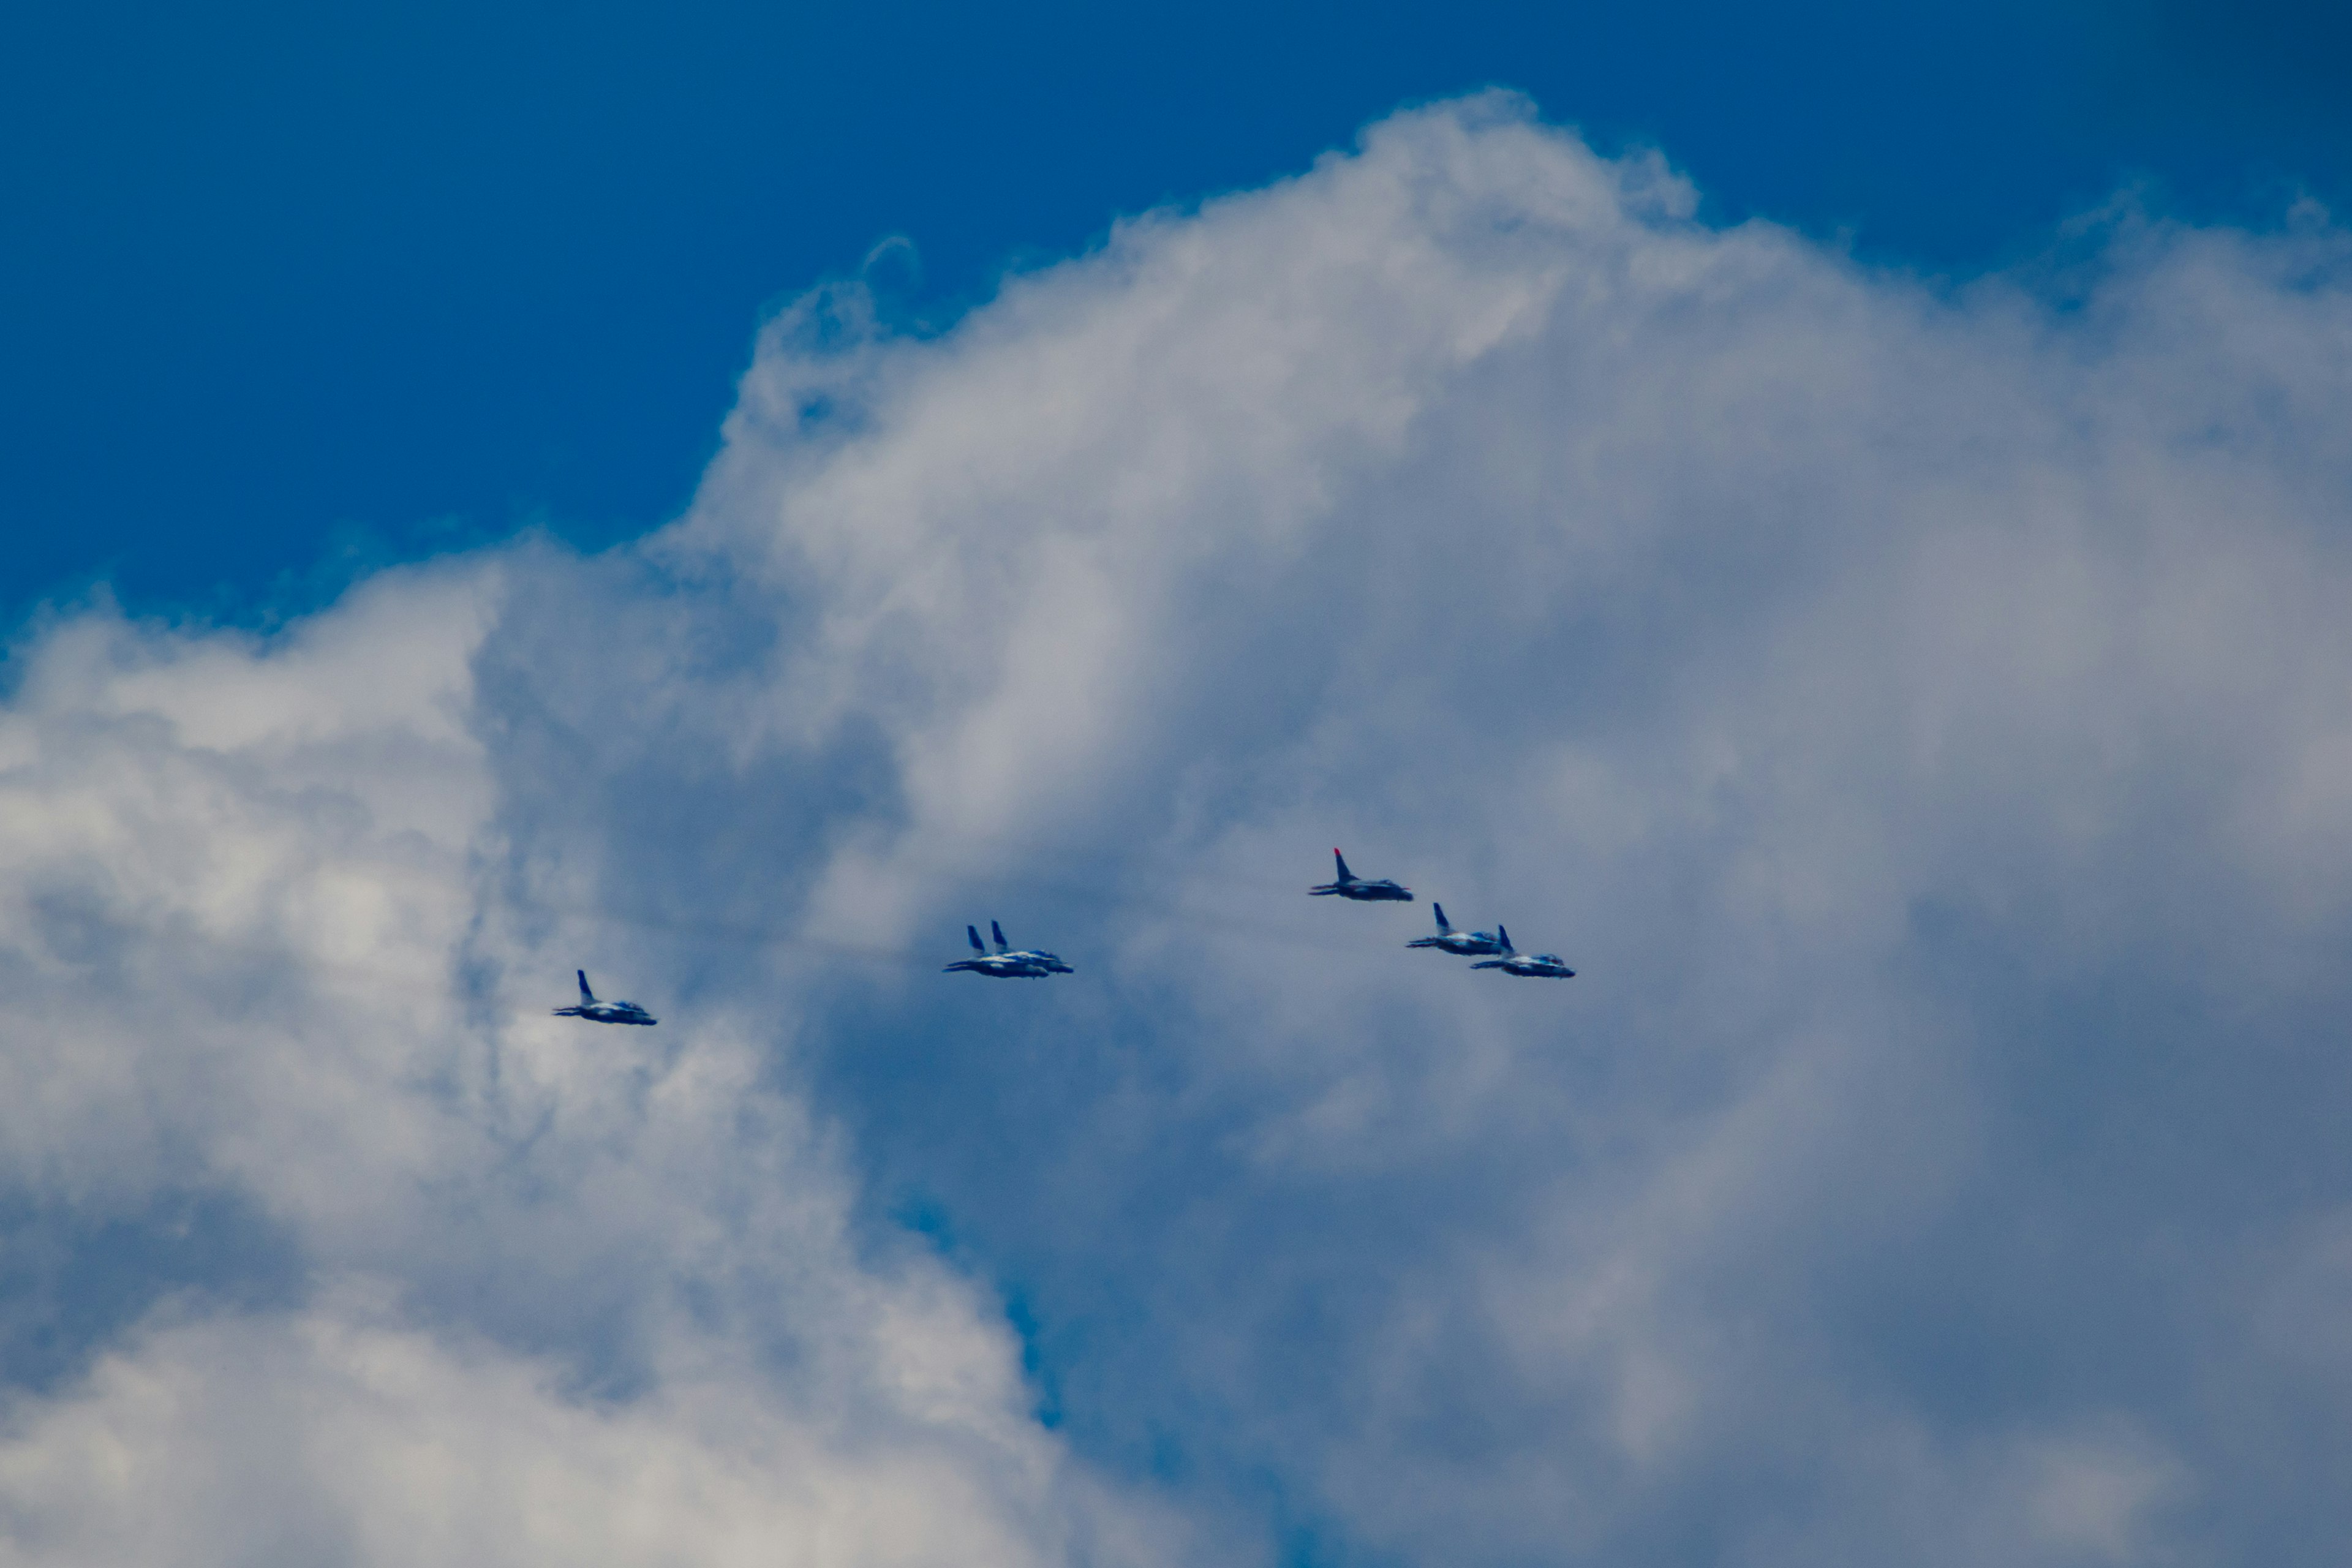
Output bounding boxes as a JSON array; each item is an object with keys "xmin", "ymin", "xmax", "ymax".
[
  {"xmin": 1308, "ymin": 848, "xmax": 1413, "ymax": 902},
  {"xmin": 1406, "ymin": 902, "xmax": 1506, "ymax": 956},
  {"xmin": 1469, "ymin": 925, "xmax": 1577, "ymax": 978},
  {"xmin": 944, "ymin": 922, "xmax": 1074, "ymax": 978},
  {"xmin": 983, "ymin": 919, "xmax": 1074, "ymax": 975},
  {"xmin": 552, "ymin": 970, "xmax": 659, "ymax": 1024}
]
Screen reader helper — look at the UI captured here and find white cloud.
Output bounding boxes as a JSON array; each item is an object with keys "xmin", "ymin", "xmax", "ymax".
[
  {"xmin": 6, "ymin": 92, "xmax": 2351, "ymax": 1563},
  {"xmin": 0, "ymin": 565, "xmax": 1184, "ymax": 1564},
  {"xmin": 0, "ymin": 1295, "xmax": 1118, "ymax": 1568}
]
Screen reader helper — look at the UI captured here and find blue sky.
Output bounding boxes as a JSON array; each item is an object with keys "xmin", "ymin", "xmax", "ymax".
[
  {"xmin": 4, "ymin": 12, "xmax": 2352, "ymax": 1568},
  {"xmin": 4, "ymin": 0, "xmax": 2349, "ymax": 622}
]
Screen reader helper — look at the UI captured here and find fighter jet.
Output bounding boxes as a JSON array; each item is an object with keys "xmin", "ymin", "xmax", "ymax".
[
  {"xmin": 1406, "ymin": 902, "xmax": 1506, "ymax": 956},
  {"xmin": 983, "ymin": 919, "xmax": 1075, "ymax": 975},
  {"xmin": 944, "ymin": 921, "xmax": 1074, "ymax": 978},
  {"xmin": 1469, "ymin": 925, "xmax": 1577, "ymax": 979},
  {"xmin": 552, "ymin": 970, "xmax": 659, "ymax": 1024},
  {"xmin": 1309, "ymin": 848, "xmax": 1413, "ymax": 902}
]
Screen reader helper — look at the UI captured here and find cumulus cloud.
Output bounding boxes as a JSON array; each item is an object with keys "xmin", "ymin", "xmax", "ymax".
[
  {"xmin": 0, "ymin": 1297, "xmax": 1114, "ymax": 1568},
  {"xmin": 5, "ymin": 92, "xmax": 2351, "ymax": 1564},
  {"xmin": 0, "ymin": 567, "xmax": 1178, "ymax": 1566}
]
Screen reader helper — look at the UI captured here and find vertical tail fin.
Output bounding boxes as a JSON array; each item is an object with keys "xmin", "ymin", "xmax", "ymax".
[
  {"xmin": 967, "ymin": 925, "xmax": 986, "ymax": 954},
  {"xmin": 1433, "ymin": 903, "xmax": 1452, "ymax": 934},
  {"xmin": 577, "ymin": 970, "xmax": 595, "ymax": 1003},
  {"xmin": 991, "ymin": 920, "xmax": 1009, "ymax": 953},
  {"xmin": 1333, "ymin": 848, "xmax": 1352, "ymax": 882},
  {"xmin": 1496, "ymin": 925, "xmax": 1513, "ymax": 954}
]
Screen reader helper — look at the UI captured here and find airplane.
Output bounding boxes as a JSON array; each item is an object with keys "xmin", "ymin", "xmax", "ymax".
[
  {"xmin": 1308, "ymin": 848, "xmax": 1413, "ymax": 902},
  {"xmin": 1469, "ymin": 925, "xmax": 1577, "ymax": 979},
  {"xmin": 983, "ymin": 919, "xmax": 1075, "ymax": 975},
  {"xmin": 1406, "ymin": 902, "xmax": 1506, "ymax": 956},
  {"xmin": 944, "ymin": 922, "xmax": 1074, "ymax": 978},
  {"xmin": 552, "ymin": 970, "xmax": 659, "ymax": 1024}
]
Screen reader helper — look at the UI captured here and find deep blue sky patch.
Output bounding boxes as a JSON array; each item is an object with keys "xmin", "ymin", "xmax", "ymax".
[{"xmin": 2, "ymin": 0, "xmax": 2348, "ymax": 623}]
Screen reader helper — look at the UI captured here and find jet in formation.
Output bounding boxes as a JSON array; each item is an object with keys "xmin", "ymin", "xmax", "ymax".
[
  {"xmin": 1310, "ymin": 848, "xmax": 1413, "ymax": 902},
  {"xmin": 1406, "ymin": 902, "xmax": 1506, "ymax": 956},
  {"xmin": 552, "ymin": 970, "xmax": 659, "ymax": 1024},
  {"xmin": 944, "ymin": 921, "xmax": 1075, "ymax": 978},
  {"xmin": 1470, "ymin": 926, "xmax": 1577, "ymax": 978}
]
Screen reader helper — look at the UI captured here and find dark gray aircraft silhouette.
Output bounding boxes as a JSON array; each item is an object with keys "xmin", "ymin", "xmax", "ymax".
[
  {"xmin": 1407, "ymin": 902, "xmax": 1506, "ymax": 956},
  {"xmin": 1309, "ymin": 849, "xmax": 1413, "ymax": 902},
  {"xmin": 944, "ymin": 921, "xmax": 1074, "ymax": 978},
  {"xmin": 1469, "ymin": 925, "xmax": 1577, "ymax": 978},
  {"xmin": 552, "ymin": 970, "xmax": 658, "ymax": 1024}
]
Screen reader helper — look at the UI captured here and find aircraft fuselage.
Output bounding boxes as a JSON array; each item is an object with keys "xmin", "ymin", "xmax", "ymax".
[
  {"xmin": 1472, "ymin": 953, "xmax": 1576, "ymax": 978},
  {"xmin": 1315, "ymin": 880, "xmax": 1414, "ymax": 901},
  {"xmin": 944, "ymin": 955, "xmax": 1070, "ymax": 978},
  {"xmin": 945, "ymin": 923, "xmax": 1074, "ymax": 977},
  {"xmin": 555, "ymin": 1001, "xmax": 659, "ymax": 1025},
  {"xmin": 1418, "ymin": 930, "xmax": 1504, "ymax": 955},
  {"xmin": 1311, "ymin": 849, "xmax": 1412, "ymax": 902}
]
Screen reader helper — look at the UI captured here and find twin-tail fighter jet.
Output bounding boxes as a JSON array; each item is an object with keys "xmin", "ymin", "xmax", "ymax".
[
  {"xmin": 552, "ymin": 970, "xmax": 659, "ymax": 1024},
  {"xmin": 944, "ymin": 921, "xmax": 1075, "ymax": 978},
  {"xmin": 1406, "ymin": 902, "xmax": 1506, "ymax": 956},
  {"xmin": 1309, "ymin": 849, "xmax": 1413, "ymax": 902},
  {"xmin": 1469, "ymin": 925, "xmax": 1577, "ymax": 979}
]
